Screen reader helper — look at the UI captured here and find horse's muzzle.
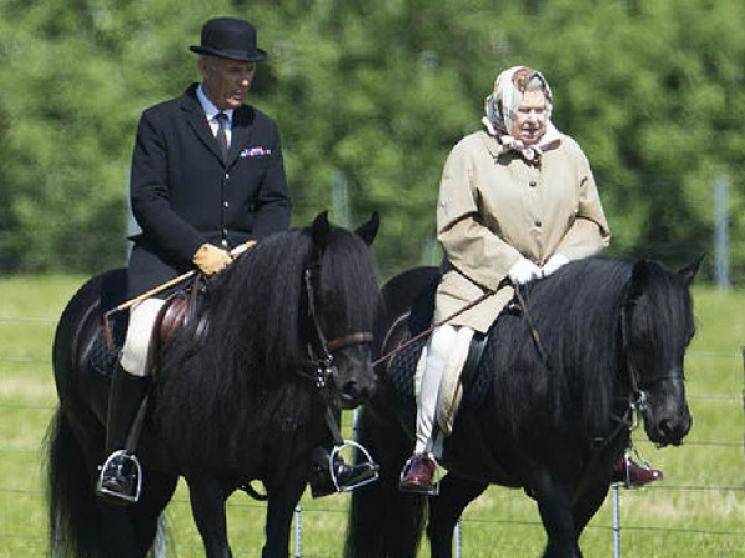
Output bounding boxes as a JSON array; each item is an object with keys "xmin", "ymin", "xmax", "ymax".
[
  {"xmin": 647, "ymin": 405, "xmax": 692, "ymax": 447},
  {"xmin": 336, "ymin": 364, "xmax": 377, "ymax": 409}
]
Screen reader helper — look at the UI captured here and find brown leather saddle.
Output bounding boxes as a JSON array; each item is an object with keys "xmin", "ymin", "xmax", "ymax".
[
  {"xmin": 146, "ymin": 276, "xmax": 206, "ymax": 370},
  {"xmin": 90, "ymin": 276, "xmax": 206, "ymax": 378}
]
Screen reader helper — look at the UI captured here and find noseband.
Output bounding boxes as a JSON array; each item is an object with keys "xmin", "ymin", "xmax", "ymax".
[{"xmin": 297, "ymin": 256, "xmax": 373, "ymax": 393}]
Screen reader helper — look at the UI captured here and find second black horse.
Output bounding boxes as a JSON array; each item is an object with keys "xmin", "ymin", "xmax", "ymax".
[{"xmin": 346, "ymin": 256, "xmax": 699, "ymax": 558}]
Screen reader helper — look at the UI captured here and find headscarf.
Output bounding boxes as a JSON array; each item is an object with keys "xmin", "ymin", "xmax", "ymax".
[{"xmin": 483, "ymin": 65, "xmax": 562, "ymax": 162}]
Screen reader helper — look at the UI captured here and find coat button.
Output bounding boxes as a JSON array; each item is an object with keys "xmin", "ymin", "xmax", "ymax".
[
  {"xmin": 535, "ymin": 220, "xmax": 542, "ymax": 227},
  {"xmin": 529, "ymin": 180, "xmax": 537, "ymax": 188},
  {"xmin": 223, "ymin": 201, "xmax": 229, "ymax": 208},
  {"xmin": 224, "ymin": 173, "xmax": 230, "ymax": 180},
  {"xmin": 221, "ymin": 239, "xmax": 228, "ymax": 248},
  {"xmin": 222, "ymin": 228, "xmax": 228, "ymax": 237}
]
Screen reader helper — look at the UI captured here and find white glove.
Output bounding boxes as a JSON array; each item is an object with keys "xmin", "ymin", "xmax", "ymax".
[
  {"xmin": 508, "ymin": 257, "xmax": 542, "ymax": 285},
  {"xmin": 542, "ymin": 254, "xmax": 570, "ymax": 277}
]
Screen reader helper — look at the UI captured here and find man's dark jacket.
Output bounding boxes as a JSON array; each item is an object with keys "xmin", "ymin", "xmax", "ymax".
[{"xmin": 127, "ymin": 83, "xmax": 291, "ymax": 298}]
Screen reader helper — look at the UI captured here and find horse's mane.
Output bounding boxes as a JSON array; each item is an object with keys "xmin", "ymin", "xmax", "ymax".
[
  {"xmin": 488, "ymin": 257, "xmax": 692, "ymax": 441},
  {"xmin": 153, "ymin": 226, "xmax": 379, "ymax": 467}
]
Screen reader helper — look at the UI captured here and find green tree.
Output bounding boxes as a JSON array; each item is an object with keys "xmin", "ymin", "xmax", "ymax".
[{"xmin": 0, "ymin": 0, "xmax": 743, "ymax": 281}]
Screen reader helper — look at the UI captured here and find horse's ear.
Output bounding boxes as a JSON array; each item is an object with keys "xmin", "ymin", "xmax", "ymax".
[
  {"xmin": 355, "ymin": 212, "xmax": 379, "ymax": 246},
  {"xmin": 311, "ymin": 211, "xmax": 330, "ymax": 251},
  {"xmin": 678, "ymin": 254, "xmax": 704, "ymax": 286},
  {"xmin": 629, "ymin": 259, "xmax": 650, "ymax": 300}
]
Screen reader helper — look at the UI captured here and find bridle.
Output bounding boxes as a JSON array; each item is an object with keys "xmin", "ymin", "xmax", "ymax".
[
  {"xmin": 296, "ymin": 251, "xmax": 373, "ymax": 394},
  {"xmin": 295, "ymin": 250, "xmax": 374, "ymax": 451},
  {"xmin": 618, "ymin": 293, "xmax": 685, "ymax": 416},
  {"xmin": 515, "ymin": 283, "xmax": 684, "ymax": 447}
]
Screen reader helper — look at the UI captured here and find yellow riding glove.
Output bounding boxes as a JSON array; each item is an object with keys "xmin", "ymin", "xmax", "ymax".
[{"xmin": 192, "ymin": 244, "xmax": 232, "ymax": 275}]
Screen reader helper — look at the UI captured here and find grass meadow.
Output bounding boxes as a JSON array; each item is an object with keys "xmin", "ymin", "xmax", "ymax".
[{"xmin": 0, "ymin": 274, "xmax": 743, "ymax": 557}]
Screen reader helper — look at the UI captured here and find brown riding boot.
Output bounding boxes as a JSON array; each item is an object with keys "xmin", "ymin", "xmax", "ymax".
[
  {"xmin": 613, "ymin": 453, "xmax": 663, "ymax": 487},
  {"xmin": 399, "ymin": 453, "xmax": 437, "ymax": 494}
]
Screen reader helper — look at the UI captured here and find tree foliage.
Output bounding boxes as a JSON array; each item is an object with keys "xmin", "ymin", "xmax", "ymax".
[{"xmin": 1, "ymin": 0, "xmax": 743, "ymax": 280}]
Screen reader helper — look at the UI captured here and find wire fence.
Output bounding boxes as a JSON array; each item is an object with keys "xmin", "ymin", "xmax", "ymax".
[
  {"xmin": 1, "ymin": 480, "xmax": 744, "ymax": 557},
  {"xmin": 0, "ymin": 318, "xmax": 742, "ymax": 556}
]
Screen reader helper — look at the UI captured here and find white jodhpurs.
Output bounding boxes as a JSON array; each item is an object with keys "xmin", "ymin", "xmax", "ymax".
[
  {"xmin": 414, "ymin": 323, "xmax": 474, "ymax": 456},
  {"xmin": 119, "ymin": 298, "xmax": 165, "ymax": 377}
]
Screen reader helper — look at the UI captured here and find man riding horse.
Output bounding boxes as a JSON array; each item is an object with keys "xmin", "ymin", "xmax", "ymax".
[
  {"xmin": 98, "ymin": 16, "xmax": 376, "ymax": 503},
  {"xmin": 398, "ymin": 66, "xmax": 663, "ymax": 494}
]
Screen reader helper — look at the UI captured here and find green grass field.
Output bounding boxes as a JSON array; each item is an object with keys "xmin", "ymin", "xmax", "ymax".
[{"xmin": 1, "ymin": 275, "xmax": 743, "ymax": 557}]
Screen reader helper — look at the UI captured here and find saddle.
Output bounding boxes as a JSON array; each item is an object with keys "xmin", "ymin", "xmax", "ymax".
[
  {"xmin": 383, "ymin": 280, "xmax": 492, "ymax": 418},
  {"xmin": 88, "ymin": 277, "xmax": 206, "ymax": 377}
]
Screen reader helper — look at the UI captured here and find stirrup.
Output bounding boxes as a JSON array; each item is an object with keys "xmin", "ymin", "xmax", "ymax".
[
  {"xmin": 398, "ymin": 455, "xmax": 440, "ymax": 496},
  {"xmin": 96, "ymin": 450, "xmax": 142, "ymax": 503},
  {"xmin": 621, "ymin": 446, "xmax": 660, "ymax": 489},
  {"xmin": 329, "ymin": 440, "xmax": 379, "ymax": 492}
]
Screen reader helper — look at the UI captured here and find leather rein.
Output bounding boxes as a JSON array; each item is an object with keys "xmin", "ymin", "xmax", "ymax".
[{"xmin": 372, "ymin": 275, "xmax": 511, "ymax": 369}]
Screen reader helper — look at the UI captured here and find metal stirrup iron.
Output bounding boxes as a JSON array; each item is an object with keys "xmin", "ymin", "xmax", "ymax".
[
  {"xmin": 324, "ymin": 407, "xmax": 379, "ymax": 492},
  {"xmin": 96, "ymin": 451, "xmax": 143, "ymax": 503}
]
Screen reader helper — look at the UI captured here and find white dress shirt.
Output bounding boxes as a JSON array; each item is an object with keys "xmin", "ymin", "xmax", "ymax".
[{"xmin": 197, "ymin": 84, "xmax": 233, "ymax": 148}]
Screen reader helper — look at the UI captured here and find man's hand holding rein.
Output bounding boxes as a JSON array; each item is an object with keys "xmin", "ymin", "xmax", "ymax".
[{"xmin": 193, "ymin": 243, "xmax": 233, "ymax": 275}]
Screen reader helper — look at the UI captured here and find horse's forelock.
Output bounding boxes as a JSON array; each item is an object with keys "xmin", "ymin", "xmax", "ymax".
[
  {"xmin": 319, "ymin": 229, "xmax": 379, "ymax": 337},
  {"xmin": 630, "ymin": 261, "xmax": 695, "ymax": 365}
]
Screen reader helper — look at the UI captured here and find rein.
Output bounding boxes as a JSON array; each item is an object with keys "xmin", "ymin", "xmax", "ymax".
[
  {"xmin": 520, "ymin": 282, "xmax": 684, "ymax": 423},
  {"xmin": 512, "ymin": 285, "xmax": 552, "ymax": 372},
  {"xmin": 517, "ymin": 284, "xmax": 641, "ymax": 453},
  {"xmin": 371, "ymin": 276, "xmax": 511, "ymax": 369}
]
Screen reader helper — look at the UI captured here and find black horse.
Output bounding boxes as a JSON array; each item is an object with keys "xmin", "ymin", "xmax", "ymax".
[
  {"xmin": 47, "ymin": 213, "xmax": 380, "ymax": 558},
  {"xmin": 345, "ymin": 256, "xmax": 699, "ymax": 558}
]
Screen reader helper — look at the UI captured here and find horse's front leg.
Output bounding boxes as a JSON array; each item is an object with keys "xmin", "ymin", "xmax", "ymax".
[
  {"xmin": 531, "ymin": 469, "xmax": 582, "ymax": 558},
  {"xmin": 186, "ymin": 474, "xmax": 233, "ymax": 558},
  {"xmin": 427, "ymin": 473, "xmax": 488, "ymax": 558},
  {"xmin": 262, "ymin": 462, "xmax": 308, "ymax": 558}
]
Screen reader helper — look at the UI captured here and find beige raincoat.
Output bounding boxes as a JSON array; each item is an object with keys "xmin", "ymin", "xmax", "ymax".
[{"xmin": 434, "ymin": 130, "xmax": 610, "ymax": 333}]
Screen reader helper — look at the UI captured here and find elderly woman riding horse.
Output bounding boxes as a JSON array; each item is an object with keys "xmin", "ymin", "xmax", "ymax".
[{"xmin": 399, "ymin": 66, "xmax": 658, "ymax": 493}]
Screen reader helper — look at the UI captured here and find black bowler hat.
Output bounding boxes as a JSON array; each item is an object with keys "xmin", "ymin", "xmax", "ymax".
[{"xmin": 189, "ymin": 17, "xmax": 267, "ymax": 62}]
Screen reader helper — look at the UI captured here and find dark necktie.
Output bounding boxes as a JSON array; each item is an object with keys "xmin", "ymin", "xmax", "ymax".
[{"xmin": 216, "ymin": 112, "xmax": 229, "ymax": 162}]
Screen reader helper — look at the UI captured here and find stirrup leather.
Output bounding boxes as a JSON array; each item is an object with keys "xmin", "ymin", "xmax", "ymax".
[
  {"xmin": 96, "ymin": 450, "xmax": 143, "ymax": 503},
  {"xmin": 329, "ymin": 440, "xmax": 379, "ymax": 492}
]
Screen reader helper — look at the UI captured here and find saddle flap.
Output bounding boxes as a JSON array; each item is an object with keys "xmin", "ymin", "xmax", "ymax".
[
  {"xmin": 154, "ymin": 294, "xmax": 190, "ymax": 348},
  {"xmin": 149, "ymin": 274, "xmax": 207, "ymax": 369},
  {"xmin": 383, "ymin": 315, "xmax": 491, "ymax": 414}
]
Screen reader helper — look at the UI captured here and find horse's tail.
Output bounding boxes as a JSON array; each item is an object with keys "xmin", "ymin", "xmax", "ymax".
[
  {"xmin": 344, "ymin": 406, "xmax": 427, "ymax": 558},
  {"xmin": 46, "ymin": 407, "xmax": 103, "ymax": 558}
]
